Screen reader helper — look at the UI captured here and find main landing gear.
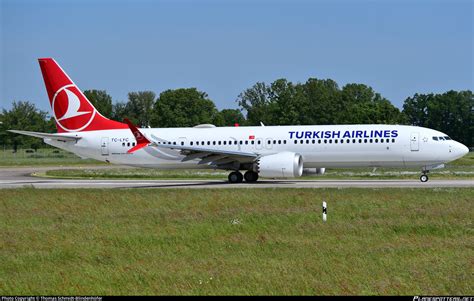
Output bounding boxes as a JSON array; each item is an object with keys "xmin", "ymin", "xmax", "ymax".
[
  {"xmin": 244, "ymin": 170, "xmax": 259, "ymax": 183},
  {"xmin": 228, "ymin": 171, "xmax": 259, "ymax": 183},
  {"xmin": 228, "ymin": 171, "xmax": 243, "ymax": 183}
]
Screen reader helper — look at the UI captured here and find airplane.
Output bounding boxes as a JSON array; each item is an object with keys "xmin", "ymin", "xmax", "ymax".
[{"xmin": 9, "ymin": 58, "xmax": 470, "ymax": 183}]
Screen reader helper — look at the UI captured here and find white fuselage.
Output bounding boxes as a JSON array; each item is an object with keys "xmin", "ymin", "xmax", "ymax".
[{"xmin": 44, "ymin": 124, "xmax": 468, "ymax": 171}]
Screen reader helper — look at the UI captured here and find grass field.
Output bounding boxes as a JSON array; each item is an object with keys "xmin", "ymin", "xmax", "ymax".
[
  {"xmin": 1, "ymin": 188, "xmax": 473, "ymax": 295},
  {"xmin": 0, "ymin": 148, "xmax": 104, "ymax": 166}
]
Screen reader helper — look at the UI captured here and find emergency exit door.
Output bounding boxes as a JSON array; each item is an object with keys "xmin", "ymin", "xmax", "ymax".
[{"xmin": 410, "ymin": 132, "xmax": 419, "ymax": 151}]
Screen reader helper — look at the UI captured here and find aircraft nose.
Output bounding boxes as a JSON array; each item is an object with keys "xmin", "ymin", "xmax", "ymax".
[{"xmin": 460, "ymin": 144, "xmax": 469, "ymax": 156}]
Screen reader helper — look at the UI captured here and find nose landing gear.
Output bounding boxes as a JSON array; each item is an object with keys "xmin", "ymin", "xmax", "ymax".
[{"xmin": 420, "ymin": 172, "xmax": 429, "ymax": 182}]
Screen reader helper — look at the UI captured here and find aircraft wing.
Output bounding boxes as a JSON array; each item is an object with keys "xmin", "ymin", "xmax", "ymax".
[
  {"xmin": 8, "ymin": 130, "xmax": 81, "ymax": 142},
  {"xmin": 124, "ymin": 119, "xmax": 258, "ymax": 167},
  {"xmin": 155, "ymin": 142, "xmax": 258, "ymax": 166}
]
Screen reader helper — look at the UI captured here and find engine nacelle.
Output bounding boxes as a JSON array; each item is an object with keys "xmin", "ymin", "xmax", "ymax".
[
  {"xmin": 302, "ymin": 167, "xmax": 326, "ymax": 176},
  {"xmin": 257, "ymin": 152, "xmax": 303, "ymax": 178}
]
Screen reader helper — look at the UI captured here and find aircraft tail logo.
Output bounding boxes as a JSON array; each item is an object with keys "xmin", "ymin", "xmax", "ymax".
[{"xmin": 38, "ymin": 58, "xmax": 127, "ymax": 133}]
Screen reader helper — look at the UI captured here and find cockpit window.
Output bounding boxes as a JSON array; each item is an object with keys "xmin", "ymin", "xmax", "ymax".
[
  {"xmin": 432, "ymin": 137, "xmax": 438, "ymax": 141},
  {"xmin": 438, "ymin": 137, "xmax": 445, "ymax": 141},
  {"xmin": 444, "ymin": 136, "xmax": 452, "ymax": 140}
]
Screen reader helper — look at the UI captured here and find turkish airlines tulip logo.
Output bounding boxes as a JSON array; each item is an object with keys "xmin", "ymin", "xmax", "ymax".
[{"xmin": 52, "ymin": 85, "xmax": 96, "ymax": 132}]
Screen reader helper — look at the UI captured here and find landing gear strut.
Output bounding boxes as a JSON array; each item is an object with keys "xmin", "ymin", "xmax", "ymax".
[
  {"xmin": 244, "ymin": 170, "xmax": 259, "ymax": 183},
  {"xmin": 228, "ymin": 171, "xmax": 243, "ymax": 183}
]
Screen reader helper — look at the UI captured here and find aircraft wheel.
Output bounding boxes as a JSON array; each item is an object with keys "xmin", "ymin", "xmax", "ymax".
[
  {"xmin": 244, "ymin": 170, "xmax": 259, "ymax": 183},
  {"xmin": 228, "ymin": 171, "xmax": 243, "ymax": 183},
  {"xmin": 420, "ymin": 174, "xmax": 429, "ymax": 182}
]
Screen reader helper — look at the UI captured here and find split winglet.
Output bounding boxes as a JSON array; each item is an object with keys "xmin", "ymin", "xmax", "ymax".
[{"xmin": 124, "ymin": 118, "xmax": 151, "ymax": 153}]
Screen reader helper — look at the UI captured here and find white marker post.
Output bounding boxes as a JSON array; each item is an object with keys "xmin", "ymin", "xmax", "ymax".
[{"xmin": 322, "ymin": 201, "xmax": 327, "ymax": 222}]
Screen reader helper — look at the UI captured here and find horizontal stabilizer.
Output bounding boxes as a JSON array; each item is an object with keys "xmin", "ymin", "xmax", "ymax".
[{"xmin": 8, "ymin": 130, "xmax": 81, "ymax": 142}]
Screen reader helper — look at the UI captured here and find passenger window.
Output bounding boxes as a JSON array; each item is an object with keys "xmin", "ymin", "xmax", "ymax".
[
  {"xmin": 258, "ymin": 140, "xmax": 261, "ymax": 144},
  {"xmin": 318, "ymin": 140, "xmax": 321, "ymax": 144},
  {"xmin": 273, "ymin": 140, "xmax": 277, "ymax": 144},
  {"xmin": 278, "ymin": 140, "xmax": 281, "ymax": 144},
  {"xmin": 335, "ymin": 139, "xmax": 338, "ymax": 144},
  {"xmin": 218, "ymin": 141, "xmax": 221, "ymax": 145},
  {"xmin": 294, "ymin": 140, "xmax": 298, "ymax": 144},
  {"xmin": 234, "ymin": 141, "xmax": 238, "ymax": 145},
  {"xmin": 369, "ymin": 139, "xmax": 373, "ymax": 143},
  {"xmin": 173, "ymin": 142, "xmax": 176, "ymax": 145},
  {"xmin": 191, "ymin": 142, "xmax": 193, "ymax": 146},
  {"xmin": 324, "ymin": 140, "xmax": 327, "ymax": 144},
  {"xmin": 251, "ymin": 141, "xmax": 254, "ymax": 145},
  {"xmin": 347, "ymin": 139, "xmax": 350, "ymax": 143},
  {"xmin": 300, "ymin": 140, "xmax": 304, "ymax": 144},
  {"xmin": 381, "ymin": 139, "xmax": 384, "ymax": 143},
  {"xmin": 358, "ymin": 139, "xmax": 362, "ymax": 143},
  {"xmin": 364, "ymin": 139, "xmax": 367, "ymax": 143},
  {"xmin": 329, "ymin": 139, "xmax": 332, "ymax": 144},
  {"xmin": 122, "ymin": 142, "xmax": 125, "ymax": 147},
  {"xmin": 180, "ymin": 142, "xmax": 184, "ymax": 146},
  {"xmin": 223, "ymin": 141, "xmax": 227, "ymax": 145},
  {"xmin": 375, "ymin": 139, "xmax": 378, "ymax": 143},
  {"xmin": 392, "ymin": 138, "xmax": 395, "ymax": 143},
  {"xmin": 340, "ymin": 139, "xmax": 343, "ymax": 144},
  {"xmin": 240, "ymin": 141, "xmax": 243, "ymax": 145},
  {"xmin": 306, "ymin": 140, "xmax": 309, "ymax": 144},
  {"xmin": 245, "ymin": 141, "xmax": 248, "ymax": 145},
  {"xmin": 127, "ymin": 142, "xmax": 130, "ymax": 147},
  {"xmin": 207, "ymin": 141, "xmax": 210, "ymax": 145}
]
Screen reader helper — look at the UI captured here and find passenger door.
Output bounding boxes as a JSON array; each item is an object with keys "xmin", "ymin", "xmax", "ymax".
[
  {"xmin": 410, "ymin": 132, "xmax": 419, "ymax": 151},
  {"xmin": 101, "ymin": 137, "xmax": 109, "ymax": 155}
]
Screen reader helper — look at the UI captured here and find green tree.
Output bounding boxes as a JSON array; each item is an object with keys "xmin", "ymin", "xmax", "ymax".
[
  {"xmin": 125, "ymin": 91, "xmax": 156, "ymax": 127},
  {"xmin": 218, "ymin": 109, "xmax": 246, "ymax": 126},
  {"xmin": 83, "ymin": 90, "xmax": 113, "ymax": 118},
  {"xmin": 403, "ymin": 90, "xmax": 473, "ymax": 146},
  {"xmin": 111, "ymin": 101, "xmax": 129, "ymax": 122},
  {"xmin": 152, "ymin": 88, "xmax": 220, "ymax": 127},
  {"xmin": 341, "ymin": 83, "xmax": 404, "ymax": 124},
  {"xmin": 2, "ymin": 101, "xmax": 53, "ymax": 150},
  {"xmin": 301, "ymin": 78, "xmax": 342, "ymax": 125},
  {"xmin": 237, "ymin": 82, "xmax": 273, "ymax": 125}
]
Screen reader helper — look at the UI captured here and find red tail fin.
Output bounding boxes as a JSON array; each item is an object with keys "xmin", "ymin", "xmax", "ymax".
[{"xmin": 38, "ymin": 58, "xmax": 128, "ymax": 133}]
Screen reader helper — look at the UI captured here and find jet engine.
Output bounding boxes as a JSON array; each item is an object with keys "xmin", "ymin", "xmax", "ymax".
[
  {"xmin": 256, "ymin": 152, "xmax": 303, "ymax": 178},
  {"xmin": 302, "ymin": 168, "xmax": 326, "ymax": 176}
]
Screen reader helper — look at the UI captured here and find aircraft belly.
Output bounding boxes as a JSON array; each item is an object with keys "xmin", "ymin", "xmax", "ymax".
[{"xmin": 302, "ymin": 151, "xmax": 404, "ymax": 168}]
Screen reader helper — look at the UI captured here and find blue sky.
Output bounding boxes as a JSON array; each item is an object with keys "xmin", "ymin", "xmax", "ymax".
[{"xmin": 1, "ymin": 0, "xmax": 472, "ymax": 114}]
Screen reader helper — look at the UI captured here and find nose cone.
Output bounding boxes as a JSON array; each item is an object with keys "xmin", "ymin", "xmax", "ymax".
[{"xmin": 460, "ymin": 144, "xmax": 469, "ymax": 156}]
